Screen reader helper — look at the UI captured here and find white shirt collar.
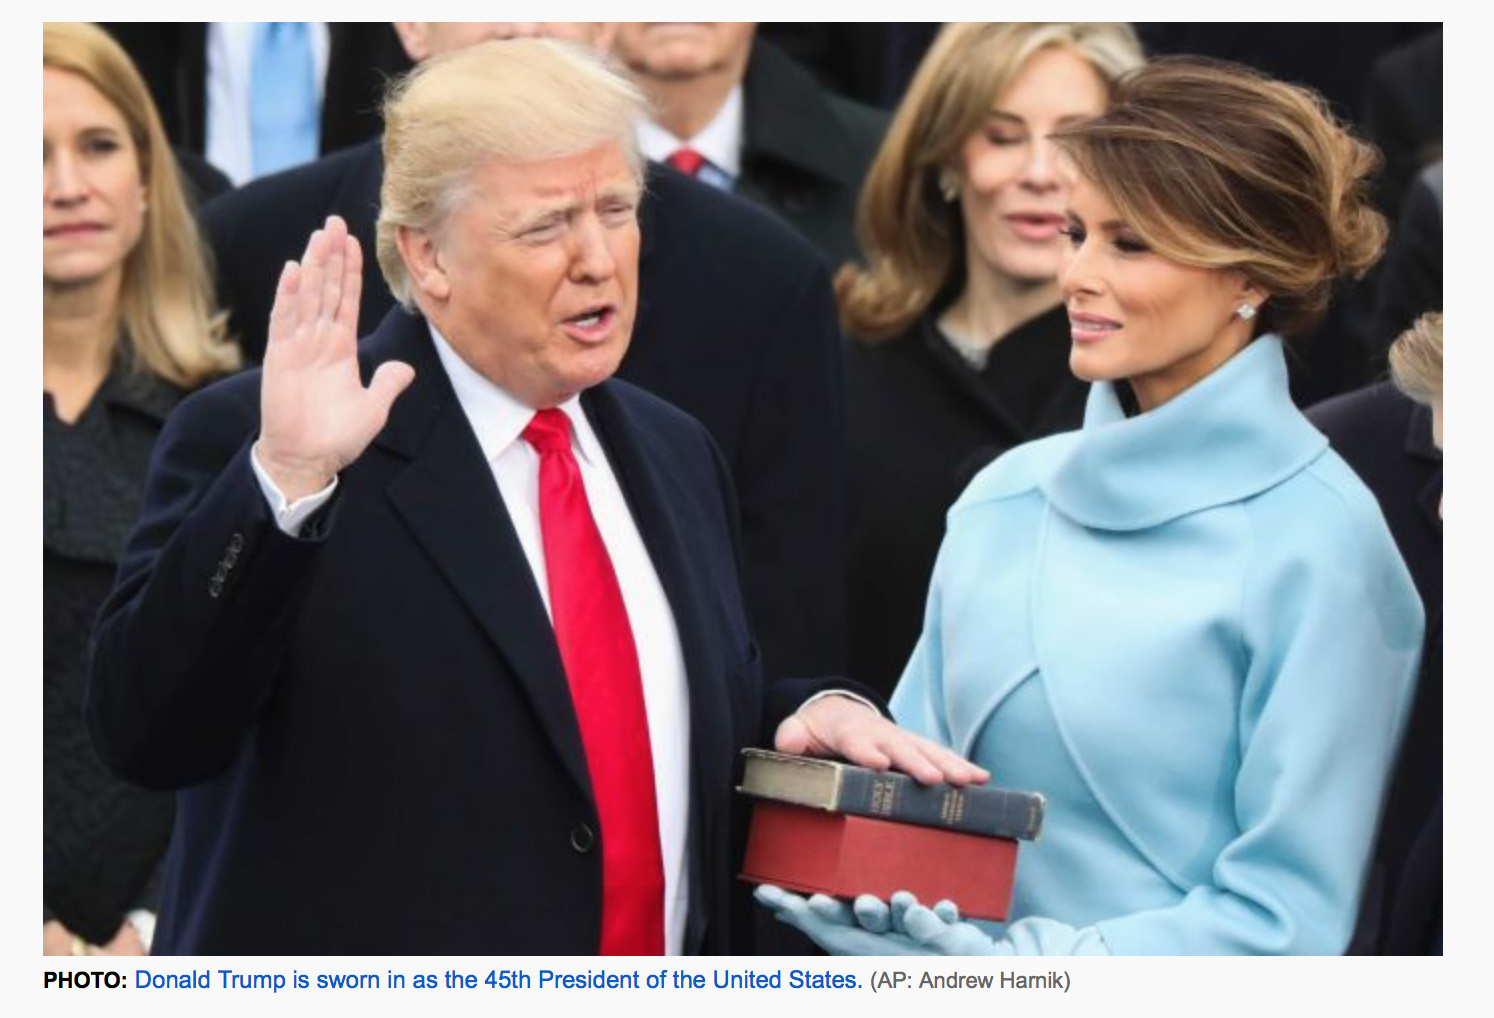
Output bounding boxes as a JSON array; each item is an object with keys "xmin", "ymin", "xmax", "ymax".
[
  {"xmin": 635, "ymin": 84, "xmax": 744, "ymax": 178},
  {"xmin": 426, "ymin": 321, "xmax": 600, "ymax": 468}
]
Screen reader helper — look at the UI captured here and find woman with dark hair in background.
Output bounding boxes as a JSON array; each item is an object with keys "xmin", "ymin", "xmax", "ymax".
[
  {"xmin": 44, "ymin": 21, "xmax": 240, "ymax": 955},
  {"xmin": 760, "ymin": 58, "xmax": 1423, "ymax": 956},
  {"xmin": 838, "ymin": 23, "xmax": 1143, "ymax": 697}
]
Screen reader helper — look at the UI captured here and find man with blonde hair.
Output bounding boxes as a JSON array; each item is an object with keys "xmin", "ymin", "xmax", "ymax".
[
  {"xmin": 205, "ymin": 22, "xmax": 848, "ymax": 689},
  {"xmin": 90, "ymin": 39, "xmax": 981, "ymax": 956}
]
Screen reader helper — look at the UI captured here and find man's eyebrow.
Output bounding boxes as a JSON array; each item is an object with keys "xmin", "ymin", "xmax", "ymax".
[
  {"xmin": 598, "ymin": 180, "xmax": 643, "ymax": 201},
  {"xmin": 497, "ymin": 187, "xmax": 642, "ymax": 236},
  {"xmin": 496, "ymin": 202, "xmax": 573, "ymax": 236}
]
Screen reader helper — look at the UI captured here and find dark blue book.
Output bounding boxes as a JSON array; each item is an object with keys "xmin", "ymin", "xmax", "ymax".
[{"xmin": 738, "ymin": 749, "xmax": 1045, "ymax": 841}]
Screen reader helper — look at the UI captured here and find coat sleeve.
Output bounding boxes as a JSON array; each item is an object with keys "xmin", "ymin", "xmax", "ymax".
[{"xmin": 86, "ymin": 379, "xmax": 333, "ymax": 790}]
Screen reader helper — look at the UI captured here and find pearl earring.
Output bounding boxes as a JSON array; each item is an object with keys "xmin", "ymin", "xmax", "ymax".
[{"xmin": 1236, "ymin": 303, "xmax": 1257, "ymax": 322}]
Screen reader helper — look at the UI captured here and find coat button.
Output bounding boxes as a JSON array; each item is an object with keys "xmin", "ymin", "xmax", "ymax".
[
  {"xmin": 228, "ymin": 532, "xmax": 245, "ymax": 553},
  {"xmin": 569, "ymin": 823, "xmax": 595, "ymax": 854}
]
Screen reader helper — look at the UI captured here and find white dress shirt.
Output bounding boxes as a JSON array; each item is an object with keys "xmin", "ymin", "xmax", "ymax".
[
  {"xmin": 636, "ymin": 85, "xmax": 744, "ymax": 189},
  {"xmin": 205, "ymin": 22, "xmax": 330, "ymax": 185},
  {"xmin": 251, "ymin": 324, "xmax": 693, "ymax": 954}
]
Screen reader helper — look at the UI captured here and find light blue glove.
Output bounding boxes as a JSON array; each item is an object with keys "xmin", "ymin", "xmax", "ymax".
[
  {"xmin": 869, "ymin": 891, "xmax": 1003, "ymax": 955},
  {"xmin": 754, "ymin": 886, "xmax": 1001, "ymax": 955},
  {"xmin": 877, "ymin": 893, "xmax": 1108, "ymax": 955},
  {"xmin": 754, "ymin": 885, "xmax": 926, "ymax": 955},
  {"xmin": 756, "ymin": 886, "xmax": 1108, "ymax": 955}
]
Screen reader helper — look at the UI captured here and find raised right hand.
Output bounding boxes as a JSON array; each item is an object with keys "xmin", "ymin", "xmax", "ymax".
[{"xmin": 257, "ymin": 215, "xmax": 415, "ymax": 501}]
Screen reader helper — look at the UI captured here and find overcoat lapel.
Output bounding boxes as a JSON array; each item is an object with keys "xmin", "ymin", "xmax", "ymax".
[
  {"xmin": 582, "ymin": 384, "xmax": 733, "ymax": 780},
  {"xmin": 583, "ymin": 383, "xmax": 731, "ymax": 952},
  {"xmin": 363, "ymin": 311, "xmax": 593, "ymax": 800}
]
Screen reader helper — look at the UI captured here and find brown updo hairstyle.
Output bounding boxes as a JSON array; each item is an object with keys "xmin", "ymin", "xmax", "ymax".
[
  {"xmin": 837, "ymin": 23, "xmax": 1143, "ymax": 341},
  {"xmin": 1050, "ymin": 57, "xmax": 1388, "ymax": 339}
]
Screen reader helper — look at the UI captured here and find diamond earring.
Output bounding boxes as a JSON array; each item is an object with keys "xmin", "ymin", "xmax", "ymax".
[
  {"xmin": 1236, "ymin": 303, "xmax": 1257, "ymax": 322},
  {"xmin": 938, "ymin": 170, "xmax": 960, "ymax": 203}
]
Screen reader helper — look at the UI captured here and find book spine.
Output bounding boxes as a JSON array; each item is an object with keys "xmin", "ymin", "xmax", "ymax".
[{"xmin": 835, "ymin": 769, "xmax": 1044, "ymax": 840}]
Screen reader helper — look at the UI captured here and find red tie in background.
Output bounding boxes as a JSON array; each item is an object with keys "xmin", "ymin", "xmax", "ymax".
[
  {"xmin": 522, "ymin": 409, "xmax": 665, "ymax": 955},
  {"xmin": 666, "ymin": 147, "xmax": 706, "ymax": 177}
]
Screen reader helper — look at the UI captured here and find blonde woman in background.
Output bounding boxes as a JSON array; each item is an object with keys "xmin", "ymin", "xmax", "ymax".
[
  {"xmin": 839, "ymin": 24, "xmax": 1143, "ymax": 697},
  {"xmin": 44, "ymin": 21, "xmax": 239, "ymax": 955}
]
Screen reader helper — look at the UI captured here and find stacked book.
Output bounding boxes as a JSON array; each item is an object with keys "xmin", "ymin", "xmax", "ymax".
[{"xmin": 737, "ymin": 749, "xmax": 1045, "ymax": 921}]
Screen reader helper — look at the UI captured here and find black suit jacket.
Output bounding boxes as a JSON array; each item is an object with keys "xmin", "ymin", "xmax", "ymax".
[
  {"xmin": 203, "ymin": 142, "xmax": 846, "ymax": 682},
  {"xmin": 102, "ymin": 23, "xmax": 410, "ymax": 159},
  {"xmin": 87, "ymin": 308, "xmax": 829, "ymax": 955},
  {"xmin": 737, "ymin": 39, "xmax": 889, "ymax": 271}
]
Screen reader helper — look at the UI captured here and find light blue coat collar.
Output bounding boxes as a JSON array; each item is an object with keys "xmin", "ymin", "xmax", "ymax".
[{"xmin": 1043, "ymin": 336, "xmax": 1327, "ymax": 531}]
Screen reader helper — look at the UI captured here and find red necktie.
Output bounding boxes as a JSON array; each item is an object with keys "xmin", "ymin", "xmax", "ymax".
[
  {"xmin": 666, "ymin": 147, "xmax": 706, "ymax": 177},
  {"xmin": 522, "ymin": 409, "xmax": 665, "ymax": 955}
]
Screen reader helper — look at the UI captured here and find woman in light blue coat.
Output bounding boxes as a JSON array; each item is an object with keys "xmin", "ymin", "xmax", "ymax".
[{"xmin": 758, "ymin": 58, "xmax": 1425, "ymax": 955}]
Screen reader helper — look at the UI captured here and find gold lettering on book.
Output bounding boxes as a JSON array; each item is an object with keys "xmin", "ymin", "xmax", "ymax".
[
  {"xmin": 870, "ymin": 777, "xmax": 898, "ymax": 815},
  {"xmin": 940, "ymin": 789, "xmax": 966, "ymax": 825}
]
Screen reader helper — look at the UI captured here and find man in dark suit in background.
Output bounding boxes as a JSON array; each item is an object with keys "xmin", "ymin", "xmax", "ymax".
[
  {"xmin": 102, "ymin": 22, "xmax": 411, "ymax": 183},
  {"xmin": 202, "ymin": 23, "xmax": 847, "ymax": 684},
  {"xmin": 613, "ymin": 22, "xmax": 887, "ymax": 271},
  {"xmin": 88, "ymin": 40, "xmax": 980, "ymax": 956}
]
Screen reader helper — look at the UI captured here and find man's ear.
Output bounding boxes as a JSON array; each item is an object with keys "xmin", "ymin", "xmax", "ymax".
[
  {"xmin": 392, "ymin": 23, "xmax": 431, "ymax": 63},
  {"xmin": 396, "ymin": 225, "xmax": 451, "ymax": 302}
]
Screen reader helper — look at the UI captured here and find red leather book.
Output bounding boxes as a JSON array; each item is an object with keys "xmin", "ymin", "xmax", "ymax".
[{"xmin": 740, "ymin": 800, "xmax": 1019, "ymax": 921}]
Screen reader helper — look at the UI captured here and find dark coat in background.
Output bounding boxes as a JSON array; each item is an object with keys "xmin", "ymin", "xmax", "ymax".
[
  {"xmin": 171, "ymin": 149, "xmax": 232, "ymax": 208},
  {"xmin": 758, "ymin": 23, "xmax": 940, "ymax": 110},
  {"xmin": 1134, "ymin": 22, "xmax": 1435, "ymax": 124},
  {"xmin": 1351, "ymin": 32, "xmax": 1443, "ymax": 384},
  {"xmin": 736, "ymin": 38, "xmax": 889, "ymax": 272},
  {"xmin": 202, "ymin": 142, "xmax": 846, "ymax": 682},
  {"xmin": 86, "ymin": 309, "xmax": 850, "ymax": 955},
  {"xmin": 1308, "ymin": 383, "xmax": 1442, "ymax": 954},
  {"xmin": 1361, "ymin": 29, "xmax": 1443, "ymax": 224},
  {"xmin": 102, "ymin": 22, "xmax": 411, "ymax": 162},
  {"xmin": 843, "ymin": 305, "xmax": 1087, "ymax": 698},
  {"xmin": 1368, "ymin": 164, "xmax": 1442, "ymax": 373},
  {"xmin": 45, "ymin": 366, "xmax": 185, "ymax": 945}
]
